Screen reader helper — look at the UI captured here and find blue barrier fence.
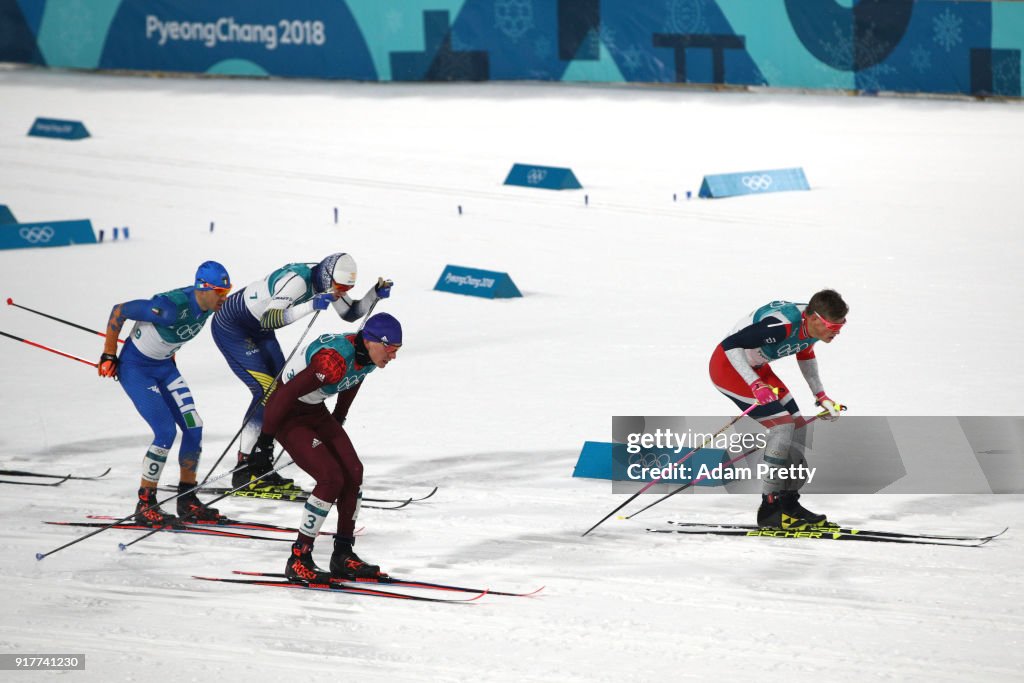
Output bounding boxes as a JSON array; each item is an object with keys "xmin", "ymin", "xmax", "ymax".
[{"xmin": 0, "ymin": 1, "xmax": 1020, "ymax": 98}]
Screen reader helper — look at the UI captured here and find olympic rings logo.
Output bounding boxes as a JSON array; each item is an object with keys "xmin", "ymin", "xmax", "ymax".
[
  {"xmin": 627, "ymin": 453, "xmax": 672, "ymax": 470},
  {"xmin": 176, "ymin": 323, "xmax": 204, "ymax": 340},
  {"xmin": 19, "ymin": 226, "xmax": 55, "ymax": 243},
  {"xmin": 526, "ymin": 169, "xmax": 548, "ymax": 185},
  {"xmin": 741, "ymin": 175, "xmax": 773, "ymax": 191}
]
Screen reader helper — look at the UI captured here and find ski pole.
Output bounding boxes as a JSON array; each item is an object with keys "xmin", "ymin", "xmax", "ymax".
[
  {"xmin": 119, "ymin": 458, "xmax": 296, "ymax": 551},
  {"xmin": 581, "ymin": 404, "xmax": 759, "ymax": 537},
  {"xmin": 6, "ymin": 297, "xmax": 125, "ymax": 343},
  {"xmin": 36, "ymin": 459, "xmax": 251, "ymax": 560},
  {"xmin": 623, "ymin": 409, "xmax": 837, "ymax": 520},
  {"xmin": 0, "ymin": 329, "xmax": 97, "ymax": 368},
  {"xmin": 197, "ymin": 310, "xmax": 324, "ymax": 487}
]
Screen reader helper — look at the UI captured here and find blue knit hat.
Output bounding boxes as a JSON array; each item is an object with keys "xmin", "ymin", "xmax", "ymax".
[{"xmin": 362, "ymin": 313, "xmax": 402, "ymax": 346}]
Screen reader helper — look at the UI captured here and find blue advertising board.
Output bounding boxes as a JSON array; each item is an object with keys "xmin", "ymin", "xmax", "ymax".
[
  {"xmin": 28, "ymin": 117, "xmax": 90, "ymax": 140},
  {"xmin": 1, "ymin": 1, "xmax": 1020, "ymax": 98},
  {"xmin": 699, "ymin": 167, "xmax": 810, "ymax": 199},
  {"xmin": 0, "ymin": 220, "xmax": 97, "ymax": 250},
  {"xmin": 0, "ymin": 205, "xmax": 16, "ymax": 224},
  {"xmin": 504, "ymin": 163, "xmax": 582, "ymax": 191},
  {"xmin": 433, "ymin": 265, "xmax": 522, "ymax": 299},
  {"xmin": 573, "ymin": 441, "xmax": 731, "ymax": 487}
]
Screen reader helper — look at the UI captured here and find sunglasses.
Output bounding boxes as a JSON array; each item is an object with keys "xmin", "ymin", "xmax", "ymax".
[
  {"xmin": 814, "ymin": 312, "xmax": 846, "ymax": 332},
  {"xmin": 332, "ymin": 281, "xmax": 354, "ymax": 294},
  {"xmin": 197, "ymin": 281, "xmax": 232, "ymax": 295}
]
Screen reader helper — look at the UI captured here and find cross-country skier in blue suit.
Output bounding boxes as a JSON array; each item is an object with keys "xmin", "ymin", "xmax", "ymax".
[{"xmin": 99, "ymin": 261, "xmax": 232, "ymax": 526}]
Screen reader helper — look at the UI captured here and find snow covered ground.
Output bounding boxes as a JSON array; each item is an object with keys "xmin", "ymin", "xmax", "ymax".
[{"xmin": 0, "ymin": 66, "xmax": 1022, "ymax": 681}]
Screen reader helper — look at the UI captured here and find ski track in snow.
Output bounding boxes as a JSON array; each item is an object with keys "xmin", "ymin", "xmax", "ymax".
[{"xmin": 0, "ymin": 68, "xmax": 1022, "ymax": 681}]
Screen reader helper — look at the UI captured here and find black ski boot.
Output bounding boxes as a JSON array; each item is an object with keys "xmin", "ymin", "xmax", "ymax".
[
  {"xmin": 238, "ymin": 449, "xmax": 296, "ymax": 491},
  {"xmin": 757, "ymin": 492, "xmax": 828, "ymax": 529},
  {"xmin": 285, "ymin": 542, "xmax": 331, "ymax": 583},
  {"xmin": 330, "ymin": 538, "xmax": 384, "ymax": 580},
  {"xmin": 176, "ymin": 482, "xmax": 224, "ymax": 522},
  {"xmin": 779, "ymin": 492, "xmax": 829, "ymax": 527},
  {"xmin": 134, "ymin": 486, "xmax": 177, "ymax": 527}
]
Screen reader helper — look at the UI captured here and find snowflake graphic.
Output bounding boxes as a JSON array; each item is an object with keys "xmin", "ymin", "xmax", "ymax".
[
  {"xmin": 664, "ymin": 0, "xmax": 709, "ymax": 35},
  {"xmin": 857, "ymin": 62, "xmax": 897, "ymax": 92},
  {"xmin": 992, "ymin": 53, "xmax": 1021, "ymax": 95},
  {"xmin": 621, "ymin": 46, "xmax": 644, "ymax": 71},
  {"xmin": 821, "ymin": 20, "xmax": 894, "ymax": 71},
  {"xmin": 932, "ymin": 8, "xmax": 963, "ymax": 53},
  {"xmin": 582, "ymin": 23, "xmax": 618, "ymax": 56},
  {"xmin": 385, "ymin": 9, "xmax": 403, "ymax": 34},
  {"xmin": 494, "ymin": 0, "xmax": 534, "ymax": 41},
  {"xmin": 910, "ymin": 45, "xmax": 932, "ymax": 73},
  {"xmin": 618, "ymin": 45, "xmax": 664, "ymax": 78}
]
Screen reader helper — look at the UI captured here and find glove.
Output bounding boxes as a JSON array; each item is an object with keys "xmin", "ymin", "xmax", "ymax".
[
  {"xmin": 98, "ymin": 353, "xmax": 119, "ymax": 379},
  {"xmin": 312, "ymin": 292, "xmax": 336, "ymax": 311},
  {"xmin": 749, "ymin": 380, "xmax": 779, "ymax": 406},
  {"xmin": 815, "ymin": 392, "xmax": 844, "ymax": 420},
  {"xmin": 375, "ymin": 277, "xmax": 393, "ymax": 299}
]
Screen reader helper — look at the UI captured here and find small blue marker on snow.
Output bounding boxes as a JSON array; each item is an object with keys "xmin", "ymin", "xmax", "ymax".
[
  {"xmin": 113, "ymin": 227, "xmax": 119, "ymax": 240},
  {"xmin": 458, "ymin": 205, "xmax": 462, "ymax": 215},
  {"xmin": 98, "ymin": 229, "xmax": 104, "ymax": 242},
  {"xmin": 673, "ymin": 193, "xmax": 677, "ymax": 202},
  {"xmin": 123, "ymin": 226, "xmax": 130, "ymax": 240},
  {"xmin": 209, "ymin": 221, "xmax": 214, "ymax": 233},
  {"xmin": 686, "ymin": 191, "xmax": 692, "ymax": 200},
  {"xmin": 334, "ymin": 207, "xmax": 338, "ymax": 223},
  {"xmin": 584, "ymin": 194, "xmax": 589, "ymax": 206}
]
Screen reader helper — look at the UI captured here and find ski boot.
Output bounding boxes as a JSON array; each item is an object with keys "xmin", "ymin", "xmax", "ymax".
[
  {"xmin": 134, "ymin": 486, "xmax": 177, "ymax": 527},
  {"xmin": 330, "ymin": 538, "xmax": 384, "ymax": 581},
  {"xmin": 285, "ymin": 542, "xmax": 332, "ymax": 583},
  {"xmin": 757, "ymin": 492, "xmax": 829, "ymax": 530},
  {"xmin": 176, "ymin": 482, "xmax": 224, "ymax": 523},
  {"xmin": 234, "ymin": 449, "xmax": 297, "ymax": 492}
]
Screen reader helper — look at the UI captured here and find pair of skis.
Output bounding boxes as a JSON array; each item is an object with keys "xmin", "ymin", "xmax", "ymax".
[
  {"xmin": 194, "ymin": 571, "xmax": 544, "ymax": 604},
  {"xmin": 156, "ymin": 485, "xmax": 438, "ymax": 510},
  {"xmin": 0, "ymin": 467, "xmax": 111, "ymax": 487},
  {"xmin": 649, "ymin": 521, "xmax": 1008, "ymax": 547},
  {"xmin": 45, "ymin": 514, "xmax": 366, "ymax": 545}
]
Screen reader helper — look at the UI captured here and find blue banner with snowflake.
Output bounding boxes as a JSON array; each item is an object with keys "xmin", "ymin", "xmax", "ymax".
[{"xmin": 0, "ymin": 0, "xmax": 1020, "ymax": 97}]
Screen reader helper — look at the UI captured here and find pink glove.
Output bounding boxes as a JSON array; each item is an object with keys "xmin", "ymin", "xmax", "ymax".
[
  {"xmin": 815, "ymin": 391, "xmax": 843, "ymax": 420},
  {"xmin": 749, "ymin": 380, "xmax": 779, "ymax": 405}
]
